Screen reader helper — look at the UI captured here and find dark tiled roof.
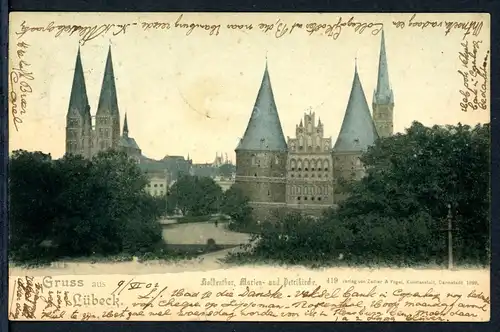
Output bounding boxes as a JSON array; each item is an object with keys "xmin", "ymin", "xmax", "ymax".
[
  {"xmin": 236, "ymin": 63, "xmax": 287, "ymax": 152},
  {"xmin": 334, "ymin": 64, "xmax": 379, "ymax": 153},
  {"xmin": 68, "ymin": 47, "xmax": 91, "ymax": 121},
  {"xmin": 96, "ymin": 46, "xmax": 119, "ymax": 116},
  {"xmin": 118, "ymin": 136, "xmax": 140, "ymax": 150}
]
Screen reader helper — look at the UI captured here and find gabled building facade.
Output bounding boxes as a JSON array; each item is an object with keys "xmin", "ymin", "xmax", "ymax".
[{"xmin": 286, "ymin": 111, "xmax": 334, "ymax": 214}]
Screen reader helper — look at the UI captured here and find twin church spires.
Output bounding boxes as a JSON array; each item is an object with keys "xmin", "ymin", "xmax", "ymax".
[{"xmin": 66, "ymin": 45, "xmax": 123, "ymax": 159}]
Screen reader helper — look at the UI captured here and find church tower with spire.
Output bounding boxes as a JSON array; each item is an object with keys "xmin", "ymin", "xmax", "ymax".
[
  {"xmin": 333, "ymin": 61, "xmax": 379, "ymax": 199},
  {"xmin": 372, "ymin": 30, "xmax": 394, "ymax": 138},
  {"xmin": 94, "ymin": 46, "xmax": 121, "ymax": 156},
  {"xmin": 118, "ymin": 113, "xmax": 142, "ymax": 158},
  {"xmin": 235, "ymin": 61, "xmax": 288, "ymax": 221},
  {"xmin": 65, "ymin": 47, "xmax": 92, "ymax": 158}
]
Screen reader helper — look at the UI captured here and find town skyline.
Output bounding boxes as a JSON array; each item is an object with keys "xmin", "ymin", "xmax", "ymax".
[{"xmin": 9, "ymin": 13, "xmax": 490, "ymax": 163}]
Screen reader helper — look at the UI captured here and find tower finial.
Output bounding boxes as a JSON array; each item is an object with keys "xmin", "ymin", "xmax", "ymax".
[{"xmin": 123, "ymin": 112, "xmax": 129, "ymax": 137}]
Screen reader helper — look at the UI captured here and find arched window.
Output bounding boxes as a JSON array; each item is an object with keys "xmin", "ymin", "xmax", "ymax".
[
  {"xmin": 317, "ymin": 160, "xmax": 323, "ymax": 170},
  {"xmin": 297, "ymin": 159, "xmax": 302, "ymax": 171},
  {"xmin": 251, "ymin": 154, "xmax": 256, "ymax": 165},
  {"xmin": 315, "ymin": 136, "xmax": 321, "ymax": 146},
  {"xmin": 304, "ymin": 159, "xmax": 309, "ymax": 171},
  {"xmin": 290, "ymin": 159, "xmax": 296, "ymax": 171},
  {"xmin": 324, "ymin": 159, "xmax": 330, "ymax": 171},
  {"xmin": 307, "ymin": 136, "xmax": 313, "ymax": 147},
  {"xmin": 298, "ymin": 136, "xmax": 304, "ymax": 147}
]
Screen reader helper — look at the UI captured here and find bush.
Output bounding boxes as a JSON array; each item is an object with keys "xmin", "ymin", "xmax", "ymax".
[
  {"xmin": 206, "ymin": 238, "xmax": 218, "ymax": 251},
  {"xmin": 231, "ymin": 122, "xmax": 490, "ymax": 267}
]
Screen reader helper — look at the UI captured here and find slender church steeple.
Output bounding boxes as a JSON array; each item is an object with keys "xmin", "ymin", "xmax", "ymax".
[
  {"xmin": 123, "ymin": 113, "xmax": 129, "ymax": 138},
  {"xmin": 66, "ymin": 46, "xmax": 92, "ymax": 158},
  {"xmin": 68, "ymin": 46, "xmax": 90, "ymax": 118},
  {"xmin": 372, "ymin": 30, "xmax": 394, "ymax": 138},
  {"xmin": 97, "ymin": 45, "xmax": 119, "ymax": 116},
  {"xmin": 94, "ymin": 45, "xmax": 121, "ymax": 154}
]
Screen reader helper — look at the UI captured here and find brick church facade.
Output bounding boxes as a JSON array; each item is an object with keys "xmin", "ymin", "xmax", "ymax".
[{"xmin": 235, "ymin": 31, "xmax": 395, "ymax": 221}]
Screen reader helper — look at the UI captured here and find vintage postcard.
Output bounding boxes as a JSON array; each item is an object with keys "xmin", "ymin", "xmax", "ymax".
[{"xmin": 8, "ymin": 12, "xmax": 490, "ymax": 322}]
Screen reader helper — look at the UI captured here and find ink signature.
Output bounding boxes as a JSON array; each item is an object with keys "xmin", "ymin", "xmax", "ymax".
[
  {"xmin": 457, "ymin": 40, "xmax": 489, "ymax": 112},
  {"xmin": 10, "ymin": 41, "xmax": 34, "ymax": 132}
]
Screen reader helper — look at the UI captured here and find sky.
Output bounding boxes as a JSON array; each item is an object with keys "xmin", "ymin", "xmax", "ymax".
[{"xmin": 8, "ymin": 12, "xmax": 490, "ymax": 163}]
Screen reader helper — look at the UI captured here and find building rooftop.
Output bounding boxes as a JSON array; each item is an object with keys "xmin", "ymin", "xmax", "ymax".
[
  {"xmin": 236, "ymin": 62, "xmax": 287, "ymax": 152},
  {"xmin": 334, "ymin": 62, "xmax": 379, "ymax": 153}
]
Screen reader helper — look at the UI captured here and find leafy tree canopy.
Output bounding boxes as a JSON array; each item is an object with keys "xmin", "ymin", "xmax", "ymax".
[
  {"xmin": 167, "ymin": 175, "xmax": 223, "ymax": 216},
  {"xmin": 10, "ymin": 149, "xmax": 166, "ymax": 262},
  {"xmin": 241, "ymin": 122, "xmax": 490, "ymax": 266}
]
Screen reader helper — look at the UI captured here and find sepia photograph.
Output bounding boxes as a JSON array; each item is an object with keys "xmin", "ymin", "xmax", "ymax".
[{"xmin": 7, "ymin": 12, "xmax": 490, "ymax": 322}]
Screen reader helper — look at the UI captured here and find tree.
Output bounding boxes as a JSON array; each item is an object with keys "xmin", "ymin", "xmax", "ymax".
[
  {"xmin": 168, "ymin": 175, "xmax": 223, "ymax": 216},
  {"xmin": 218, "ymin": 163, "xmax": 236, "ymax": 177},
  {"xmin": 242, "ymin": 122, "xmax": 490, "ymax": 266},
  {"xmin": 221, "ymin": 184, "xmax": 252, "ymax": 225},
  {"xmin": 9, "ymin": 150, "xmax": 62, "ymax": 261},
  {"xmin": 333, "ymin": 121, "xmax": 490, "ymax": 264},
  {"xmin": 9, "ymin": 149, "xmax": 167, "ymax": 262}
]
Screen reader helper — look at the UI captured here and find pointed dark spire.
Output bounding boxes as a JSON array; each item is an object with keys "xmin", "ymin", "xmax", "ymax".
[
  {"xmin": 318, "ymin": 117, "xmax": 322, "ymax": 126},
  {"xmin": 236, "ymin": 62, "xmax": 287, "ymax": 151},
  {"xmin": 68, "ymin": 46, "xmax": 90, "ymax": 118},
  {"xmin": 334, "ymin": 62, "xmax": 379, "ymax": 152},
  {"xmin": 97, "ymin": 45, "xmax": 119, "ymax": 115},
  {"xmin": 123, "ymin": 113, "xmax": 129, "ymax": 137},
  {"xmin": 373, "ymin": 30, "xmax": 394, "ymax": 105}
]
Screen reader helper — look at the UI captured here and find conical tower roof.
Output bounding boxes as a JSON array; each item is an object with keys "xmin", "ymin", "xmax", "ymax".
[
  {"xmin": 68, "ymin": 47, "xmax": 90, "ymax": 119},
  {"xmin": 236, "ymin": 62, "xmax": 287, "ymax": 152},
  {"xmin": 97, "ymin": 46, "xmax": 119, "ymax": 115},
  {"xmin": 373, "ymin": 30, "xmax": 394, "ymax": 105},
  {"xmin": 334, "ymin": 62, "xmax": 379, "ymax": 153},
  {"xmin": 123, "ymin": 113, "xmax": 129, "ymax": 137}
]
